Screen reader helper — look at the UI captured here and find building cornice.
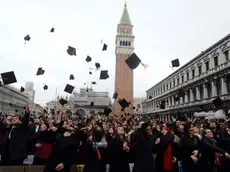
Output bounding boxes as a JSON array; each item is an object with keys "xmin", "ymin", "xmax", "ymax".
[{"xmin": 146, "ymin": 33, "xmax": 230, "ymax": 93}]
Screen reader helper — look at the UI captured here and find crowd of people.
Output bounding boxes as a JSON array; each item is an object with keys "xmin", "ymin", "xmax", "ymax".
[{"xmin": 0, "ymin": 105, "xmax": 230, "ymax": 172}]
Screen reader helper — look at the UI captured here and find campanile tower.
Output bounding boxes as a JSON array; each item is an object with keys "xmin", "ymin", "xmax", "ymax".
[{"xmin": 114, "ymin": 3, "xmax": 135, "ymax": 111}]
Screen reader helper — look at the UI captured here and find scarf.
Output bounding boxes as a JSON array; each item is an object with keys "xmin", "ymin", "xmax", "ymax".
[{"xmin": 164, "ymin": 143, "xmax": 172, "ymax": 170}]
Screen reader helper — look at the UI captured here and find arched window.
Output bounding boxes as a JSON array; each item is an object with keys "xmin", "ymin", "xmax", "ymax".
[
  {"xmin": 137, "ymin": 104, "xmax": 141, "ymax": 109},
  {"xmin": 128, "ymin": 41, "xmax": 131, "ymax": 46},
  {"xmin": 120, "ymin": 41, "xmax": 122, "ymax": 46},
  {"xmin": 123, "ymin": 41, "xmax": 126, "ymax": 46},
  {"xmin": 125, "ymin": 41, "xmax": 128, "ymax": 46}
]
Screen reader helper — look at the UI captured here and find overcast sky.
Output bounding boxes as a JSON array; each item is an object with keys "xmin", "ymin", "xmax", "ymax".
[{"xmin": 0, "ymin": 0, "xmax": 230, "ymax": 106}]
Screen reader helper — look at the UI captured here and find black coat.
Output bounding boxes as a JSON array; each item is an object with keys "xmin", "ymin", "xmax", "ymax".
[
  {"xmin": 132, "ymin": 128, "xmax": 157, "ymax": 172},
  {"xmin": 83, "ymin": 141, "xmax": 107, "ymax": 172},
  {"xmin": 1, "ymin": 112, "xmax": 29, "ymax": 161},
  {"xmin": 109, "ymin": 137, "xmax": 130, "ymax": 172},
  {"xmin": 220, "ymin": 131, "xmax": 230, "ymax": 172},
  {"xmin": 44, "ymin": 133, "xmax": 79, "ymax": 172}
]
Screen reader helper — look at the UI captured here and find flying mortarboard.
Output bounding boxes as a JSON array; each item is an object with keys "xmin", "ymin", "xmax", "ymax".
[
  {"xmin": 64, "ymin": 84, "xmax": 75, "ymax": 94},
  {"xmin": 95, "ymin": 63, "xmax": 101, "ymax": 70},
  {"xmin": 118, "ymin": 98, "xmax": 129, "ymax": 109},
  {"xmin": 0, "ymin": 71, "xmax": 17, "ymax": 85},
  {"xmin": 92, "ymin": 82, "xmax": 96, "ymax": 85},
  {"xmin": 89, "ymin": 71, "xmax": 92, "ymax": 75},
  {"xmin": 43, "ymin": 85, "xmax": 48, "ymax": 90},
  {"xmin": 132, "ymin": 106, "xmax": 136, "ymax": 110},
  {"xmin": 20, "ymin": 86, "xmax": 25, "ymax": 92},
  {"xmin": 24, "ymin": 34, "xmax": 31, "ymax": 42},
  {"xmin": 102, "ymin": 43, "xmax": 107, "ymax": 51},
  {"xmin": 36, "ymin": 67, "xmax": 45, "ymax": 75},
  {"xmin": 171, "ymin": 59, "xmax": 180, "ymax": 68},
  {"xmin": 99, "ymin": 70, "xmax": 109, "ymax": 80},
  {"xmin": 86, "ymin": 56, "xmax": 92, "ymax": 62},
  {"xmin": 90, "ymin": 102, "xmax": 94, "ymax": 107},
  {"xmin": 212, "ymin": 97, "xmax": 223, "ymax": 108},
  {"xmin": 67, "ymin": 46, "xmax": 76, "ymax": 56},
  {"xmin": 50, "ymin": 27, "xmax": 55, "ymax": 33},
  {"xmin": 113, "ymin": 92, "xmax": 118, "ymax": 99},
  {"xmin": 69, "ymin": 74, "xmax": 75, "ymax": 80},
  {"xmin": 104, "ymin": 106, "xmax": 112, "ymax": 116},
  {"xmin": 125, "ymin": 53, "xmax": 141, "ymax": 70}
]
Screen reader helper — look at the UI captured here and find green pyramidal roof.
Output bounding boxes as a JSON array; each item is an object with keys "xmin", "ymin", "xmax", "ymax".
[{"xmin": 119, "ymin": 4, "xmax": 132, "ymax": 25}]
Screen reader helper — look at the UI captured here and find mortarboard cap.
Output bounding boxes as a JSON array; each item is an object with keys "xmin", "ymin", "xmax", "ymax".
[
  {"xmin": 212, "ymin": 97, "xmax": 223, "ymax": 108},
  {"xmin": 89, "ymin": 71, "xmax": 92, "ymax": 75},
  {"xmin": 100, "ymin": 70, "xmax": 109, "ymax": 80},
  {"xmin": 50, "ymin": 27, "xmax": 55, "ymax": 33},
  {"xmin": 178, "ymin": 88, "xmax": 185, "ymax": 97},
  {"xmin": 69, "ymin": 74, "xmax": 75, "ymax": 80},
  {"xmin": 24, "ymin": 35, "xmax": 31, "ymax": 41},
  {"xmin": 95, "ymin": 63, "xmax": 100, "ymax": 69},
  {"xmin": 113, "ymin": 92, "xmax": 118, "ymax": 99},
  {"xmin": 118, "ymin": 98, "xmax": 129, "ymax": 108},
  {"xmin": 92, "ymin": 82, "xmax": 96, "ymax": 85},
  {"xmin": 9, "ymin": 103, "xmax": 12, "ymax": 106},
  {"xmin": 15, "ymin": 109, "xmax": 18, "ymax": 113},
  {"xmin": 160, "ymin": 100, "xmax": 165, "ymax": 109},
  {"xmin": 125, "ymin": 53, "xmax": 141, "ymax": 70},
  {"xmin": 132, "ymin": 106, "xmax": 136, "ymax": 110},
  {"xmin": 149, "ymin": 96, "xmax": 153, "ymax": 99},
  {"xmin": 139, "ymin": 115, "xmax": 151, "ymax": 124},
  {"xmin": 36, "ymin": 67, "xmax": 45, "ymax": 75},
  {"xmin": 90, "ymin": 102, "xmax": 94, "ymax": 107},
  {"xmin": 1, "ymin": 71, "xmax": 17, "ymax": 85},
  {"xmin": 43, "ymin": 85, "xmax": 48, "ymax": 90},
  {"xmin": 20, "ymin": 86, "xmax": 25, "ymax": 92},
  {"xmin": 171, "ymin": 59, "xmax": 180, "ymax": 68},
  {"xmin": 104, "ymin": 106, "xmax": 112, "ymax": 116},
  {"xmin": 86, "ymin": 56, "xmax": 92, "ymax": 62},
  {"xmin": 59, "ymin": 98, "xmax": 67, "ymax": 106},
  {"xmin": 64, "ymin": 84, "xmax": 75, "ymax": 94},
  {"xmin": 67, "ymin": 46, "xmax": 76, "ymax": 56},
  {"xmin": 102, "ymin": 43, "xmax": 107, "ymax": 51}
]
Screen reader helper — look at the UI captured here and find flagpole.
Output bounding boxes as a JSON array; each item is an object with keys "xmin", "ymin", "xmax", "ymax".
[{"xmin": 55, "ymin": 87, "xmax": 57, "ymax": 101}]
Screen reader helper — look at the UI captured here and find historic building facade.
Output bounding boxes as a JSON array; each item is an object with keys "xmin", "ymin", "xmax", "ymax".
[
  {"xmin": 0, "ymin": 85, "xmax": 29, "ymax": 114},
  {"xmin": 114, "ymin": 3, "xmax": 135, "ymax": 112},
  {"xmin": 143, "ymin": 34, "xmax": 230, "ymax": 120}
]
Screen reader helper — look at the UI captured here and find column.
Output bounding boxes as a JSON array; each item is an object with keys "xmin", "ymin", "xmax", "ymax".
[
  {"xmin": 190, "ymin": 89, "xmax": 194, "ymax": 102},
  {"xmin": 196, "ymin": 86, "xmax": 201, "ymax": 100},
  {"xmin": 168, "ymin": 97, "xmax": 171, "ymax": 107},
  {"xmin": 211, "ymin": 80, "xmax": 217, "ymax": 97},
  {"xmin": 185, "ymin": 93, "xmax": 188, "ymax": 103},
  {"xmin": 221, "ymin": 76, "xmax": 228, "ymax": 95},
  {"xmin": 203, "ymin": 83, "xmax": 208, "ymax": 99}
]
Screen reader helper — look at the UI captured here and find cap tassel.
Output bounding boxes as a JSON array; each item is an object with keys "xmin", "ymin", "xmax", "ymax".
[
  {"xmin": 169, "ymin": 65, "xmax": 174, "ymax": 70},
  {"xmin": 141, "ymin": 63, "xmax": 149, "ymax": 69},
  {"xmin": 72, "ymin": 49, "xmax": 75, "ymax": 56}
]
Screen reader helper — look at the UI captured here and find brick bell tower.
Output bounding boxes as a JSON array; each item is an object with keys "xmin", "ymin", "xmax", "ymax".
[{"xmin": 114, "ymin": 2, "xmax": 135, "ymax": 112}]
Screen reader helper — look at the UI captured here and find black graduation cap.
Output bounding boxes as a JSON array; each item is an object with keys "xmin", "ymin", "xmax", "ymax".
[
  {"xmin": 149, "ymin": 96, "xmax": 153, "ymax": 99},
  {"xmin": 121, "ymin": 107, "xmax": 125, "ymax": 111},
  {"xmin": 212, "ymin": 97, "xmax": 223, "ymax": 108},
  {"xmin": 50, "ymin": 27, "xmax": 55, "ymax": 33},
  {"xmin": 36, "ymin": 67, "xmax": 45, "ymax": 75},
  {"xmin": 86, "ymin": 56, "xmax": 92, "ymax": 62},
  {"xmin": 15, "ymin": 109, "xmax": 18, "ymax": 113},
  {"xmin": 104, "ymin": 106, "xmax": 112, "ymax": 116},
  {"xmin": 67, "ymin": 46, "xmax": 76, "ymax": 56},
  {"xmin": 9, "ymin": 103, "xmax": 12, "ymax": 106},
  {"xmin": 0, "ymin": 71, "xmax": 17, "ymax": 85},
  {"xmin": 92, "ymin": 82, "xmax": 96, "ymax": 85},
  {"xmin": 43, "ymin": 85, "xmax": 48, "ymax": 90},
  {"xmin": 89, "ymin": 71, "xmax": 92, "ymax": 75},
  {"xmin": 90, "ymin": 102, "xmax": 94, "ymax": 107},
  {"xmin": 59, "ymin": 98, "xmax": 68, "ymax": 106},
  {"xmin": 24, "ymin": 35, "xmax": 31, "ymax": 41},
  {"xmin": 100, "ymin": 70, "xmax": 109, "ymax": 80},
  {"xmin": 64, "ymin": 84, "xmax": 75, "ymax": 94},
  {"xmin": 125, "ymin": 53, "xmax": 141, "ymax": 70},
  {"xmin": 171, "ymin": 59, "xmax": 180, "ymax": 68},
  {"xmin": 20, "ymin": 86, "xmax": 25, "ymax": 92},
  {"xmin": 118, "ymin": 98, "xmax": 129, "ymax": 108},
  {"xmin": 102, "ymin": 43, "xmax": 107, "ymax": 51},
  {"xmin": 69, "ymin": 74, "xmax": 75, "ymax": 80},
  {"xmin": 139, "ymin": 115, "xmax": 151, "ymax": 124},
  {"xmin": 132, "ymin": 106, "xmax": 136, "ymax": 110},
  {"xmin": 178, "ymin": 88, "xmax": 185, "ymax": 97},
  {"xmin": 95, "ymin": 63, "xmax": 100, "ymax": 69},
  {"xmin": 113, "ymin": 92, "xmax": 118, "ymax": 99}
]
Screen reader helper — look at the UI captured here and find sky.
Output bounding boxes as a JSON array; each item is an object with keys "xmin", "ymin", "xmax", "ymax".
[{"xmin": 0, "ymin": 0, "xmax": 230, "ymax": 106}]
